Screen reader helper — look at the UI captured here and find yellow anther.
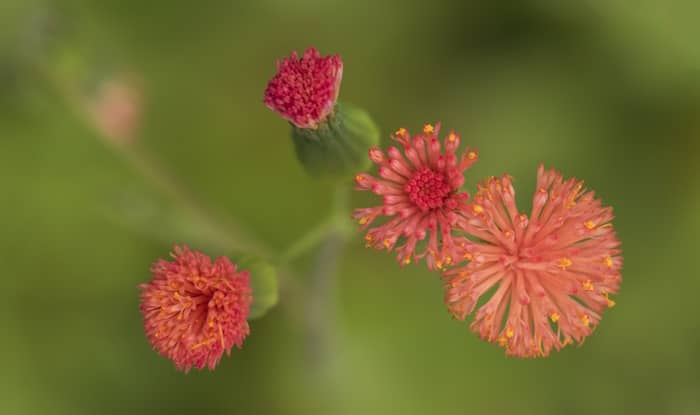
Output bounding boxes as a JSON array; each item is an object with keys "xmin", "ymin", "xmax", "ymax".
[
  {"xmin": 436, "ymin": 260, "xmax": 443, "ymax": 270},
  {"xmin": 383, "ymin": 239, "xmax": 391, "ymax": 248},
  {"xmin": 467, "ymin": 151, "xmax": 477, "ymax": 160},
  {"xmin": 584, "ymin": 220, "xmax": 596, "ymax": 230},
  {"xmin": 445, "ymin": 256, "xmax": 452, "ymax": 265},
  {"xmin": 506, "ymin": 327, "xmax": 514, "ymax": 338},
  {"xmin": 607, "ymin": 297, "xmax": 616, "ymax": 308},
  {"xmin": 464, "ymin": 252, "xmax": 473, "ymax": 260},
  {"xmin": 604, "ymin": 256, "xmax": 613, "ymax": 268},
  {"xmin": 447, "ymin": 132, "xmax": 457, "ymax": 142},
  {"xmin": 557, "ymin": 257, "xmax": 572, "ymax": 269},
  {"xmin": 395, "ymin": 127, "xmax": 407, "ymax": 137},
  {"xmin": 582, "ymin": 280, "xmax": 594, "ymax": 291},
  {"xmin": 359, "ymin": 216, "xmax": 369, "ymax": 225},
  {"xmin": 550, "ymin": 313, "xmax": 560, "ymax": 323},
  {"xmin": 497, "ymin": 336, "xmax": 508, "ymax": 347},
  {"xmin": 473, "ymin": 204, "xmax": 484, "ymax": 213},
  {"xmin": 355, "ymin": 174, "xmax": 365, "ymax": 182},
  {"xmin": 581, "ymin": 314, "xmax": 590, "ymax": 327},
  {"xmin": 504, "ymin": 230, "xmax": 512, "ymax": 238},
  {"xmin": 403, "ymin": 257, "xmax": 411, "ymax": 265},
  {"xmin": 423, "ymin": 124, "xmax": 434, "ymax": 134}
]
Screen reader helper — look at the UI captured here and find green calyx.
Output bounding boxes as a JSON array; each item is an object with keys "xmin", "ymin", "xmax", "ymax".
[{"xmin": 290, "ymin": 102, "xmax": 380, "ymax": 179}]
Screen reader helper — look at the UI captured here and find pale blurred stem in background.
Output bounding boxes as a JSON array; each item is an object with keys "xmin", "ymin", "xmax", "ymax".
[
  {"xmin": 40, "ymin": 66, "xmax": 272, "ymax": 258},
  {"xmin": 303, "ymin": 186, "xmax": 351, "ymax": 369}
]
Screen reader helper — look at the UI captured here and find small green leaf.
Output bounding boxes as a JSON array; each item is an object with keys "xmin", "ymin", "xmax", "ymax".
[{"xmin": 232, "ymin": 253, "xmax": 279, "ymax": 320}]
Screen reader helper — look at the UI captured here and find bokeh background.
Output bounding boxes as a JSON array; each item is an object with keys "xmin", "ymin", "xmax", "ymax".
[{"xmin": 2, "ymin": 1, "xmax": 700, "ymax": 414}]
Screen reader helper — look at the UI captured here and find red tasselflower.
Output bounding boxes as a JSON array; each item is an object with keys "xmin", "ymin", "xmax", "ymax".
[
  {"xmin": 444, "ymin": 165, "xmax": 622, "ymax": 357},
  {"xmin": 264, "ymin": 47, "xmax": 343, "ymax": 129},
  {"xmin": 139, "ymin": 245, "xmax": 252, "ymax": 372},
  {"xmin": 353, "ymin": 123, "xmax": 479, "ymax": 270}
]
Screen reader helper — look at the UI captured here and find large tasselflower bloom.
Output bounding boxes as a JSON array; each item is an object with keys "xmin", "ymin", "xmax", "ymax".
[
  {"xmin": 354, "ymin": 123, "xmax": 479, "ymax": 270},
  {"xmin": 139, "ymin": 245, "xmax": 252, "ymax": 372},
  {"xmin": 444, "ymin": 165, "xmax": 622, "ymax": 357},
  {"xmin": 263, "ymin": 47, "xmax": 343, "ymax": 129}
]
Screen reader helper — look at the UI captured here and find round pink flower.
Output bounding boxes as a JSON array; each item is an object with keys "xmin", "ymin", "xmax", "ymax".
[
  {"xmin": 139, "ymin": 245, "xmax": 252, "ymax": 372},
  {"xmin": 444, "ymin": 165, "xmax": 622, "ymax": 357},
  {"xmin": 353, "ymin": 123, "xmax": 479, "ymax": 270},
  {"xmin": 264, "ymin": 47, "xmax": 343, "ymax": 129}
]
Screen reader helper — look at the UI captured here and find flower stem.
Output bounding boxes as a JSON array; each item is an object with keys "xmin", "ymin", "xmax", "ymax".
[
  {"xmin": 38, "ymin": 63, "xmax": 273, "ymax": 258},
  {"xmin": 279, "ymin": 217, "xmax": 337, "ymax": 264},
  {"xmin": 305, "ymin": 185, "xmax": 351, "ymax": 369}
]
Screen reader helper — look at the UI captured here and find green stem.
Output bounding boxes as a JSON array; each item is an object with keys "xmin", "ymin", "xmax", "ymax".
[
  {"xmin": 39, "ymin": 63, "xmax": 273, "ymax": 258},
  {"xmin": 305, "ymin": 184, "xmax": 351, "ymax": 369},
  {"xmin": 279, "ymin": 217, "xmax": 337, "ymax": 264}
]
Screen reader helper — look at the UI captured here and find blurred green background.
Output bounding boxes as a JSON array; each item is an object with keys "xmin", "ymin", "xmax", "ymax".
[{"xmin": 2, "ymin": 1, "xmax": 699, "ymax": 414}]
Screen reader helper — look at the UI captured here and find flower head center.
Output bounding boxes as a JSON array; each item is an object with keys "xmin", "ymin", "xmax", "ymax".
[{"xmin": 405, "ymin": 167, "xmax": 452, "ymax": 212}]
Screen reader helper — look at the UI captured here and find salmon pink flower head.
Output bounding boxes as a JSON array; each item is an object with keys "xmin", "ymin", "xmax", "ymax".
[
  {"xmin": 444, "ymin": 165, "xmax": 622, "ymax": 358},
  {"xmin": 264, "ymin": 47, "xmax": 343, "ymax": 129},
  {"xmin": 139, "ymin": 245, "xmax": 252, "ymax": 372},
  {"xmin": 354, "ymin": 123, "xmax": 479, "ymax": 270}
]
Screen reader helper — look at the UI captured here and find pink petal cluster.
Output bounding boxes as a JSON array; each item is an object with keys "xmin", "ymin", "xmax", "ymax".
[
  {"xmin": 353, "ymin": 123, "xmax": 479, "ymax": 270},
  {"xmin": 264, "ymin": 47, "xmax": 343, "ymax": 129},
  {"xmin": 139, "ymin": 245, "xmax": 252, "ymax": 372},
  {"xmin": 444, "ymin": 165, "xmax": 622, "ymax": 357}
]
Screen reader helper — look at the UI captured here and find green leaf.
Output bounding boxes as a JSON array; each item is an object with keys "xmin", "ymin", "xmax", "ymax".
[{"xmin": 232, "ymin": 253, "xmax": 279, "ymax": 320}]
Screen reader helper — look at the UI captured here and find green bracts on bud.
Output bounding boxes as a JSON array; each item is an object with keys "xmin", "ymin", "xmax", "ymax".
[{"xmin": 290, "ymin": 102, "xmax": 379, "ymax": 179}]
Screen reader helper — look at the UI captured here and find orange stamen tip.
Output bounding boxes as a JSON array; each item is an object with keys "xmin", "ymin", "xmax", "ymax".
[
  {"xmin": 557, "ymin": 257, "xmax": 572, "ymax": 269},
  {"xmin": 604, "ymin": 256, "xmax": 613, "ymax": 268},
  {"xmin": 550, "ymin": 313, "xmax": 560, "ymax": 323}
]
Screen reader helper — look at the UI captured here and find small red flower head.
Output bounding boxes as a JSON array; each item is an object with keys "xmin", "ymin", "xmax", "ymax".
[
  {"xmin": 353, "ymin": 123, "xmax": 479, "ymax": 270},
  {"xmin": 139, "ymin": 245, "xmax": 252, "ymax": 372},
  {"xmin": 444, "ymin": 165, "xmax": 622, "ymax": 357},
  {"xmin": 89, "ymin": 75, "xmax": 142, "ymax": 145},
  {"xmin": 264, "ymin": 47, "xmax": 343, "ymax": 129}
]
